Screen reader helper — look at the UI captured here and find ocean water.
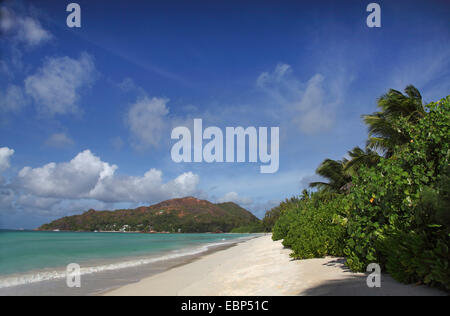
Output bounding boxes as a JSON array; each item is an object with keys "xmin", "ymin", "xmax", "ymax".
[{"xmin": 0, "ymin": 230, "xmax": 255, "ymax": 293}]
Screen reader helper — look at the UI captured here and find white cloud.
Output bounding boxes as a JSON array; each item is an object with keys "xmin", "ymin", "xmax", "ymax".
[
  {"xmin": 0, "ymin": 7, "xmax": 52, "ymax": 46},
  {"xmin": 293, "ymin": 74, "xmax": 334, "ymax": 134},
  {"xmin": 256, "ymin": 63, "xmax": 292, "ymax": 87},
  {"xmin": 16, "ymin": 194, "xmax": 59, "ymax": 210},
  {"xmin": 126, "ymin": 96, "xmax": 169, "ymax": 148},
  {"xmin": 45, "ymin": 133, "xmax": 74, "ymax": 148},
  {"xmin": 24, "ymin": 53, "xmax": 96, "ymax": 116},
  {"xmin": 257, "ymin": 63, "xmax": 347, "ymax": 134},
  {"xmin": 13, "ymin": 150, "xmax": 200, "ymax": 206},
  {"xmin": 16, "ymin": 150, "xmax": 117, "ymax": 199},
  {"xmin": 0, "ymin": 85, "xmax": 28, "ymax": 113},
  {"xmin": 0, "ymin": 147, "xmax": 14, "ymax": 172},
  {"xmin": 0, "ymin": 188, "xmax": 15, "ymax": 210},
  {"xmin": 89, "ymin": 169, "xmax": 199, "ymax": 203},
  {"xmin": 16, "ymin": 16, "xmax": 52, "ymax": 46},
  {"xmin": 118, "ymin": 77, "xmax": 146, "ymax": 95},
  {"xmin": 3, "ymin": 149, "xmax": 198, "ymax": 216},
  {"xmin": 217, "ymin": 191, "xmax": 253, "ymax": 207}
]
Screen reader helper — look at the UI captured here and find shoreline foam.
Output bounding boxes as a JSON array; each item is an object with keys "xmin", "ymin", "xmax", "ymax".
[{"xmin": 0, "ymin": 235, "xmax": 255, "ymax": 291}]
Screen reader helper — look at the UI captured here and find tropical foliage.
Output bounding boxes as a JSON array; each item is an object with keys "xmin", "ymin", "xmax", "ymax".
[
  {"xmin": 273, "ymin": 192, "xmax": 350, "ymax": 259},
  {"xmin": 261, "ymin": 196, "xmax": 302, "ymax": 232},
  {"xmin": 363, "ymin": 85, "xmax": 426, "ymax": 156},
  {"xmin": 269, "ymin": 88, "xmax": 450, "ymax": 291}
]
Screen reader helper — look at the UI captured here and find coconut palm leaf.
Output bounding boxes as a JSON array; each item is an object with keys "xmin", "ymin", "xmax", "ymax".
[
  {"xmin": 363, "ymin": 85, "xmax": 425, "ymax": 156},
  {"xmin": 309, "ymin": 159, "xmax": 351, "ymax": 193},
  {"xmin": 344, "ymin": 146, "xmax": 381, "ymax": 176}
]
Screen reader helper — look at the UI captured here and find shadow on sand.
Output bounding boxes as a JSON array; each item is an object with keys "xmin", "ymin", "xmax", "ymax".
[{"xmin": 299, "ymin": 259, "xmax": 447, "ymax": 296}]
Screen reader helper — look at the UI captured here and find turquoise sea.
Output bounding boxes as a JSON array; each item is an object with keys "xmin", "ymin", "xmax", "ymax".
[{"xmin": 0, "ymin": 230, "xmax": 254, "ymax": 291}]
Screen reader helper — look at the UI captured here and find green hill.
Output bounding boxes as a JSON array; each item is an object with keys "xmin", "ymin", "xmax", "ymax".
[{"xmin": 38, "ymin": 197, "xmax": 260, "ymax": 233}]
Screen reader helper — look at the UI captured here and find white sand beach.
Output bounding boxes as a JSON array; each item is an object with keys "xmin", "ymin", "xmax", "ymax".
[{"xmin": 104, "ymin": 235, "xmax": 445, "ymax": 296}]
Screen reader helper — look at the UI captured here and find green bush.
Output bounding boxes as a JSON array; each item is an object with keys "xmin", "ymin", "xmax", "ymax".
[
  {"xmin": 377, "ymin": 167, "xmax": 450, "ymax": 290},
  {"xmin": 271, "ymin": 197, "xmax": 303, "ymax": 240},
  {"xmin": 272, "ymin": 192, "xmax": 350, "ymax": 259},
  {"xmin": 230, "ymin": 222, "xmax": 264, "ymax": 233},
  {"xmin": 378, "ymin": 230, "xmax": 449, "ymax": 290},
  {"xmin": 283, "ymin": 195, "xmax": 350, "ymax": 259},
  {"xmin": 269, "ymin": 95, "xmax": 450, "ymax": 291},
  {"xmin": 345, "ymin": 97, "xmax": 450, "ymax": 289},
  {"xmin": 262, "ymin": 197, "xmax": 301, "ymax": 232}
]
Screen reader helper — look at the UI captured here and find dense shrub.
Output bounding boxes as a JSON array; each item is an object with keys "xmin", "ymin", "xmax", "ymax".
[
  {"xmin": 284, "ymin": 195, "xmax": 350, "ymax": 259},
  {"xmin": 344, "ymin": 158, "xmax": 418, "ymax": 271},
  {"xmin": 269, "ymin": 95, "xmax": 450, "ymax": 290},
  {"xmin": 273, "ymin": 192, "xmax": 350, "ymax": 259},
  {"xmin": 377, "ymin": 167, "xmax": 450, "ymax": 290},
  {"xmin": 230, "ymin": 222, "xmax": 264, "ymax": 233},
  {"xmin": 345, "ymin": 98, "xmax": 450, "ymax": 289},
  {"xmin": 272, "ymin": 204, "xmax": 300, "ymax": 241},
  {"xmin": 262, "ymin": 197, "xmax": 300, "ymax": 233}
]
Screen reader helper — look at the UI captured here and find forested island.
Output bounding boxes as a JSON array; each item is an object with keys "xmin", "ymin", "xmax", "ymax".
[{"xmin": 39, "ymin": 197, "xmax": 262, "ymax": 233}]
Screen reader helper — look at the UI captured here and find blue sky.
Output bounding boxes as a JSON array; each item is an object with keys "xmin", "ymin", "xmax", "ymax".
[{"xmin": 0, "ymin": 0, "xmax": 449, "ymax": 229}]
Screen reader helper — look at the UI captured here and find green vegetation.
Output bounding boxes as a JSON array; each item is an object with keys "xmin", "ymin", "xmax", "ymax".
[
  {"xmin": 230, "ymin": 222, "xmax": 264, "ymax": 233},
  {"xmin": 262, "ymin": 196, "xmax": 302, "ymax": 232},
  {"xmin": 273, "ymin": 192, "xmax": 350, "ymax": 259},
  {"xmin": 269, "ymin": 87, "xmax": 450, "ymax": 290},
  {"xmin": 39, "ymin": 197, "xmax": 260, "ymax": 233}
]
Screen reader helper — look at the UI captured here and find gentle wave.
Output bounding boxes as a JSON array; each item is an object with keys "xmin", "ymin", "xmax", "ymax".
[{"xmin": 0, "ymin": 238, "xmax": 245, "ymax": 289}]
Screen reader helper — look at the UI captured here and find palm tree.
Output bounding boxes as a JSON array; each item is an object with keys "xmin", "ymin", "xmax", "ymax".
[
  {"xmin": 344, "ymin": 146, "xmax": 381, "ymax": 176},
  {"xmin": 309, "ymin": 158, "xmax": 351, "ymax": 193},
  {"xmin": 309, "ymin": 147, "xmax": 381, "ymax": 193},
  {"xmin": 363, "ymin": 85, "xmax": 425, "ymax": 156},
  {"xmin": 300, "ymin": 189, "xmax": 310, "ymax": 200}
]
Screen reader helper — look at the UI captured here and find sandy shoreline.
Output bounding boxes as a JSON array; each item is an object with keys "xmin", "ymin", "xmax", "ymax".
[
  {"xmin": 104, "ymin": 235, "xmax": 445, "ymax": 296},
  {"xmin": 0, "ymin": 236, "xmax": 250, "ymax": 296}
]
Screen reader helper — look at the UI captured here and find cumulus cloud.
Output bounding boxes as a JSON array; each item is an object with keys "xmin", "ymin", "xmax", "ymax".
[
  {"xmin": 13, "ymin": 149, "xmax": 199, "ymax": 206},
  {"xmin": 44, "ymin": 133, "xmax": 74, "ymax": 148},
  {"xmin": 217, "ymin": 191, "xmax": 254, "ymax": 207},
  {"xmin": 16, "ymin": 150, "xmax": 117, "ymax": 199},
  {"xmin": 0, "ymin": 147, "xmax": 14, "ymax": 172},
  {"xmin": 89, "ymin": 169, "xmax": 199, "ymax": 203},
  {"xmin": 24, "ymin": 53, "xmax": 96, "ymax": 116},
  {"xmin": 257, "ymin": 63, "xmax": 347, "ymax": 134},
  {"xmin": 126, "ymin": 96, "xmax": 169, "ymax": 148},
  {"xmin": 0, "ymin": 7, "xmax": 52, "ymax": 46},
  {"xmin": 16, "ymin": 16, "xmax": 52, "ymax": 46}
]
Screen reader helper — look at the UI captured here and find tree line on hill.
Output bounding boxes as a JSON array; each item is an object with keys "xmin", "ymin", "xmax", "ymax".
[{"xmin": 39, "ymin": 198, "xmax": 261, "ymax": 233}]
